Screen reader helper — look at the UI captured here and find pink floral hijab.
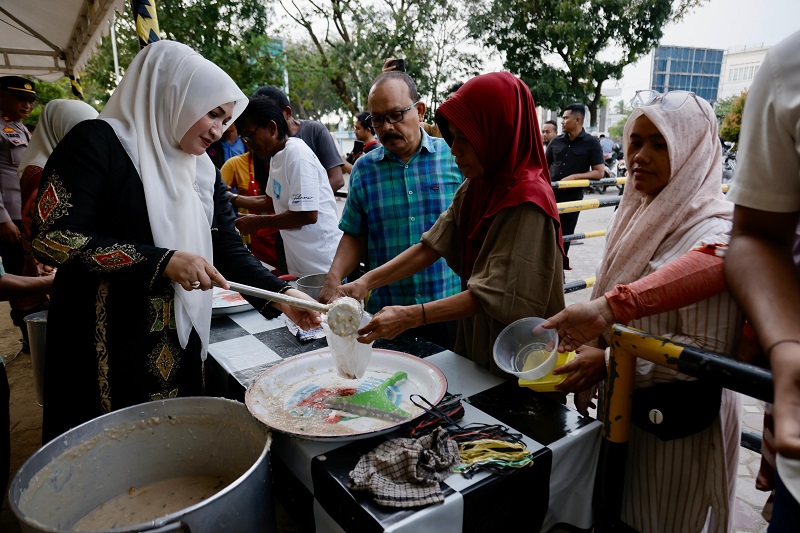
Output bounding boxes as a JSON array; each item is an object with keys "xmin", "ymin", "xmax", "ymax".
[{"xmin": 592, "ymin": 94, "xmax": 732, "ymax": 297}]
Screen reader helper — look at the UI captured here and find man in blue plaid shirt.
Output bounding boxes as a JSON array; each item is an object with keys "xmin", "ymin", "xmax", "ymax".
[{"xmin": 321, "ymin": 71, "xmax": 463, "ymax": 348}]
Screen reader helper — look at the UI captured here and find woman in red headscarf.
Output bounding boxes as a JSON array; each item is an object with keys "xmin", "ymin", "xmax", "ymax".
[{"xmin": 334, "ymin": 72, "xmax": 565, "ymax": 373}]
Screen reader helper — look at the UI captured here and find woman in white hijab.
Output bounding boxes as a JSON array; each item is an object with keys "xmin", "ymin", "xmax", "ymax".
[
  {"xmin": 32, "ymin": 41, "xmax": 319, "ymax": 443},
  {"xmin": 14, "ymin": 100, "xmax": 98, "ymax": 331},
  {"xmin": 546, "ymin": 92, "xmax": 743, "ymax": 532}
]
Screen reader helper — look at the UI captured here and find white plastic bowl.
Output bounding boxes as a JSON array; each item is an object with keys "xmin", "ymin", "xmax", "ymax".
[{"xmin": 493, "ymin": 317, "xmax": 558, "ymax": 380}]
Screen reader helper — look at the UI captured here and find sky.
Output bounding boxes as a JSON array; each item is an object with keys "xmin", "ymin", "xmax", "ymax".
[{"xmin": 611, "ymin": 0, "xmax": 800, "ymax": 106}]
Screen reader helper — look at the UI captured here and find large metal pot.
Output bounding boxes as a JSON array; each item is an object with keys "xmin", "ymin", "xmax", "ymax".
[
  {"xmin": 295, "ymin": 273, "xmax": 327, "ymax": 301},
  {"xmin": 10, "ymin": 397, "xmax": 273, "ymax": 533}
]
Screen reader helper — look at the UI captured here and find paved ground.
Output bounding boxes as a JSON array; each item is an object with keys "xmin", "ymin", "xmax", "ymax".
[{"xmin": 0, "ymin": 187, "xmax": 769, "ymax": 531}]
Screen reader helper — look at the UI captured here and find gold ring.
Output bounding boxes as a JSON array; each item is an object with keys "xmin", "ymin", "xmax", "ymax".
[
  {"xmin": 190, "ymin": 281, "xmax": 201, "ymax": 289},
  {"xmin": 565, "ymin": 334, "xmax": 574, "ymax": 342}
]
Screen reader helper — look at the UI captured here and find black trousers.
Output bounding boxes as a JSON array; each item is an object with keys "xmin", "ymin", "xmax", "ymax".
[
  {"xmin": 555, "ymin": 188, "xmax": 583, "ymax": 271},
  {"xmin": 558, "ymin": 211, "xmax": 580, "ymax": 270}
]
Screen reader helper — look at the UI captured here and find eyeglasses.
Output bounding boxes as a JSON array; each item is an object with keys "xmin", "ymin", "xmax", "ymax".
[
  {"xmin": 240, "ymin": 126, "xmax": 261, "ymax": 144},
  {"xmin": 631, "ymin": 90, "xmax": 711, "ymax": 126},
  {"xmin": 368, "ymin": 102, "xmax": 419, "ymax": 128},
  {"xmin": 631, "ymin": 90, "xmax": 700, "ymax": 111}
]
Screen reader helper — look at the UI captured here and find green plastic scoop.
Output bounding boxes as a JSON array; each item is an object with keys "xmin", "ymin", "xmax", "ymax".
[{"xmin": 324, "ymin": 371, "xmax": 413, "ymax": 422}]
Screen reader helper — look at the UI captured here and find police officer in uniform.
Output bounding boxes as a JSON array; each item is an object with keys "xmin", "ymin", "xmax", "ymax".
[{"xmin": 0, "ymin": 76, "xmax": 38, "ymax": 351}]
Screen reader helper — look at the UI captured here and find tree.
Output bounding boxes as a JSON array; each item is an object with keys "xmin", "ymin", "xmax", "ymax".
[
  {"xmin": 720, "ymin": 91, "xmax": 747, "ymax": 144},
  {"xmin": 469, "ymin": 0, "xmax": 705, "ymax": 127},
  {"xmin": 277, "ymin": 0, "xmax": 484, "ymax": 119},
  {"xmin": 609, "ymin": 114, "xmax": 631, "ymax": 140},
  {"xmin": 608, "ymin": 99, "xmax": 632, "ymax": 139},
  {"xmin": 713, "ymin": 93, "xmax": 739, "ymax": 124},
  {"xmin": 284, "ymin": 40, "xmax": 350, "ymax": 121},
  {"xmin": 82, "ymin": 0, "xmax": 284, "ymax": 108}
]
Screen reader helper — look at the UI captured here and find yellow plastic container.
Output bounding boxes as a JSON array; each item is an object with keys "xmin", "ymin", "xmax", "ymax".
[{"xmin": 518, "ymin": 351, "xmax": 576, "ymax": 392}]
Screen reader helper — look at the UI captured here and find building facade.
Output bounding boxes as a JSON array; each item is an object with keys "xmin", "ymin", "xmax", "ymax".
[
  {"xmin": 717, "ymin": 43, "xmax": 770, "ymax": 100},
  {"xmin": 649, "ymin": 46, "xmax": 724, "ymax": 103}
]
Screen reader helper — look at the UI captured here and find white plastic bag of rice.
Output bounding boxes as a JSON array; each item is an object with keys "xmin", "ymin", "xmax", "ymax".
[{"xmin": 322, "ymin": 311, "xmax": 373, "ymax": 380}]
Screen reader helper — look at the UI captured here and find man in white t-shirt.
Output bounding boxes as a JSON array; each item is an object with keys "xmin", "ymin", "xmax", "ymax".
[
  {"xmin": 726, "ymin": 30, "xmax": 800, "ymax": 529},
  {"xmin": 233, "ymin": 97, "xmax": 343, "ymax": 277}
]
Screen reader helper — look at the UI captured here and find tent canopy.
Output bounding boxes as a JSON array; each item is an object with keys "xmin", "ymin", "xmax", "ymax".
[{"xmin": 1, "ymin": 0, "xmax": 125, "ymax": 82}]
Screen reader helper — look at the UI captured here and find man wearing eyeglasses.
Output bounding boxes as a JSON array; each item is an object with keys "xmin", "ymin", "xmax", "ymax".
[
  {"xmin": 0, "ymin": 76, "xmax": 37, "ymax": 352},
  {"xmin": 320, "ymin": 71, "xmax": 463, "ymax": 349},
  {"xmin": 546, "ymin": 103, "xmax": 605, "ymax": 269}
]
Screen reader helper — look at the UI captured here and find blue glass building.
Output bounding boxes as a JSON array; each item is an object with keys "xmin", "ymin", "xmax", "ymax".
[{"xmin": 650, "ymin": 46, "xmax": 724, "ymax": 102}]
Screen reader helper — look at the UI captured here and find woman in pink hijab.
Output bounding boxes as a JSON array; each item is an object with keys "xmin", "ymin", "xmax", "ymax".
[{"xmin": 552, "ymin": 91, "xmax": 743, "ymax": 532}]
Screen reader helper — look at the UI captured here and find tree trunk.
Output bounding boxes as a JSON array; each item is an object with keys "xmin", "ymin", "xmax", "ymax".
[{"xmin": 588, "ymin": 82, "xmax": 604, "ymax": 129}]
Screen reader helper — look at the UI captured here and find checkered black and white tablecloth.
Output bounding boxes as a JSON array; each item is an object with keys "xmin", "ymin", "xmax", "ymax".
[{"xmin": 207, "ymin": 310, "xmax": 601, "ymax": 533}]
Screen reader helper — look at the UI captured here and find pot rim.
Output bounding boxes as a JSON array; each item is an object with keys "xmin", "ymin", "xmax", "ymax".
[{"xmin": 10, "ymin": 397, "xmax": 271, "ymax": 533}]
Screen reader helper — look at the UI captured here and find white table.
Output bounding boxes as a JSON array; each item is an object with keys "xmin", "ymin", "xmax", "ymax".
[{"xmin": 207, "ymin": 310, "xmax": 601, "ymax": 532}]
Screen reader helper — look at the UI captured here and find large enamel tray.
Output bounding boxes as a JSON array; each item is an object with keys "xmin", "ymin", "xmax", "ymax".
[{"xmin": 245, "ymin": 348, "xmax": 447, "ymax": 441}]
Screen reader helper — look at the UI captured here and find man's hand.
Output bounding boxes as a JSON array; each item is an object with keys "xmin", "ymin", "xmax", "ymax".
[
  {"xmin": 235, "ymin": 214, "xmax": 266, "ymax": 235},
  {"xmin": 772, "ymin": 343, "xmax": 800, "ymax": 459},
  {"xmin": 319, "ymin": 274, "xmax": 344, "ymax": 304},
  {"xmin": 539, "ymin": 298, "xmax": 615, "ymax": 352},
  {"xmin": 382, "ymin": 58, "xmax": 400, "ymax": 73},
  {"xmin": 0, "ymin": 221, "xmax": 20, "ymax": 244},
  {"xmin": 278, "ymin": 289, "xmax": 322, "ymax": 330},
  {"xmin": 328, "ymin": 279, "xmax": 370, "ymax": 305}
]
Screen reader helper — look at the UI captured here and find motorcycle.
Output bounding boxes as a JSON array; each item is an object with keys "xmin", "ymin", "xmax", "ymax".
[
  {"xmin": 617, "ymin": 154, "xmax": 627, "ymax": 178},
  {"xmin": 721, "ymin": 146, "xmax": 736, "ymax": 184},
  {"xmin": 589, "ymin": 144, "xmax": 624, "ymax": 194}
]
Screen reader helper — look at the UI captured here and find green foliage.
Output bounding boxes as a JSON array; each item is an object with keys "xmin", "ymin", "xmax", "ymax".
[
  {"xmin": 609, "ymin": 100, "xmax": 633, "ymax": 139},
  {"xmin": 279, "ymin": 0, "xmax": 484, "ymax": 119},
  {"xmin": 469, "ymin": 0, "xmax": 702, "ymax": 127},
  {"xmin": 82, "ymin": 0, "xmax": 283, "ymax": 109},
  {"xmin": 714, "ymin": 94, "xmax": 739, "ymax": 124},
  {"xmin": 609, "ymin": 114, "xmax": 631, "ymax": 140},
  {"xmin": 24, "ymin": 79, "xmax": 76, "ymax": 127},
  {"xmin": 720, "ymin": 91, "xmax": 747, "ymax": 144},
  {"xmin": 284, "ymin": 40, "xmax": 350, "ymax": 121}
]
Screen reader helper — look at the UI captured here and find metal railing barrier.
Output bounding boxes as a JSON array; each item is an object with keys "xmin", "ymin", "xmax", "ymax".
[{"xmin": 594, "ymin": 324, "xmax": 773, "ymax": 531}]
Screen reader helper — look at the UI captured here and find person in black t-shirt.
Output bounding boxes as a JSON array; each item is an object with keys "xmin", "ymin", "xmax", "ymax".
[{"xmin": 545, "ymin": 104, "xmax": 604, "ymax": 269}]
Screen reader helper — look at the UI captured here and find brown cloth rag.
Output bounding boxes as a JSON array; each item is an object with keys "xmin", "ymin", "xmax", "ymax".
[{"xmin": 349, "ymin": 427, "xmax": 460, "ymax": 508}]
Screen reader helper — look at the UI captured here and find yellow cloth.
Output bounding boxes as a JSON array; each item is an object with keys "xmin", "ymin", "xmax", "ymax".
[{"xmin": 220, "ymin": 152, "xmax": 251, "ymax": 192}]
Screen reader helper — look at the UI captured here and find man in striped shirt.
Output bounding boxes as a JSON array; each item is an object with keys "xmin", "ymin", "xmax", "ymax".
[{"xmin": 321, "ymin": 71, "xmax": 463, "ymax": 348}]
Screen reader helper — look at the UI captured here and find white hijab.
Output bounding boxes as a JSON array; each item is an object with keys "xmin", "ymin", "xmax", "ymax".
[
  {"xmin": 17, "ymin": 99, "xmax": 99, "ymax": 177},
  {"xmin": 99, "ymin": 40, "xmax": 247, "ymax": 358},
  {"xmin": 592, "ymin": 94, "xmax": 732, "ymax": 298}
]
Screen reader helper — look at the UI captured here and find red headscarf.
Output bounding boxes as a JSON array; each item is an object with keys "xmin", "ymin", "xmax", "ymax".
[{"xmin": 435, "ymin": 72, "xmax": 564, "ymax": 278}]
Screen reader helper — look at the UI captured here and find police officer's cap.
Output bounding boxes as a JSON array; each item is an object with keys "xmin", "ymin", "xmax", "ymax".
[{"xmin": 0, "ymin": 76, "xmax": 37, "ymax": 101}]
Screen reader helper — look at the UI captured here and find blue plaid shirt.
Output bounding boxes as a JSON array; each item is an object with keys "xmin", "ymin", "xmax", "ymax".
[{"xmin": 340, "ymin": 130, "xmax": 463, "ymax": 313}]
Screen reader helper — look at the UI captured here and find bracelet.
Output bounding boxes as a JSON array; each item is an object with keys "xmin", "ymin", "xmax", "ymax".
[
  {"xmin": 278, "ymin": 284, "xmax": 292, "ymax": 294},
  {"xmin": 765, "ymin": 339, "xmax": 800, "ymax": 358},
  {"xmin": 229, "ymin": 193, "xmax": 239, "ymax": 208},
  {"xmin": 420, "ymin": 302, "xmax": 427, "ymax": 326}
]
